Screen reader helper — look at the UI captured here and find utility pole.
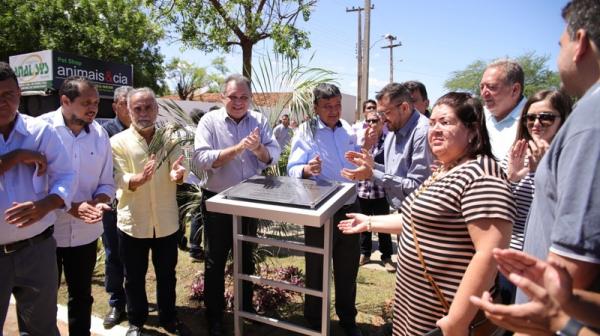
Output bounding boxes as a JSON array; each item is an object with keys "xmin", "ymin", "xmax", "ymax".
[
  {"xmin": 382, "ymin": 34, "xmax": 402, "ymax": 83},
  {"xmin": 361, "ymin": 0, "xmax": 373, "ymax": 109},
  {"xmin": 346, "ymin": 6, "xmax": 364, "ymax": 121}
]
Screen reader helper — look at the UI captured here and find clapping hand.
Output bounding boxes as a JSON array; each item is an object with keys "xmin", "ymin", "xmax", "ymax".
[
  {"xmin": 341, "ymin": 149, "xmax": 374, "ymax": 181},
  {"xmin": 507, "ymin": 139, "xmax": 530, "ymax": 182},
  {"xmin": 240, "ymin": 127, "xmax": 261, "ymax": 152},
  {"xmin": 303, "ymin": 155, "xmax": 322, "ymax": 177},
  {"xmin": 169, "ymin": 155, "xmax": 186, "ymax": 182},
  {"xmin": 469, "ymin": 249, "xmax": 571, "ymax": 335}
]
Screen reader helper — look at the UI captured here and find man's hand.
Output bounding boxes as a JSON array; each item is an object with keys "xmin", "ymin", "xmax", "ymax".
[
  {"xmin": 341, "ymin": 149, "xmax": 374, "ymax": 181},
  {"xmin": 4, "ymin": 196, "xmax": 61, "ymax": 227},
  {"xmin": 469, "ymin": 249, "xmax": 571, "ymax": 334},
  {"xmin": 68, "ymin": 201, "xmax": 106, "ymax": 224},
  {"xmin": 0, "ymin": 149, "xmax": 47, "ymax": 176},
  {"xmin": 240, "ymin": 127, "xmax": 261, "ymax": 152},
  {"xmin": 303, "ymin": 155, "xmax": 322, "ymax": 178},
  {"xmin": 129, "ymin": 154, "xmax": 156, "ymax": 190},
  {"xmin": 169, "ymin": 155, "xmax": 186, "ymax": 182}
]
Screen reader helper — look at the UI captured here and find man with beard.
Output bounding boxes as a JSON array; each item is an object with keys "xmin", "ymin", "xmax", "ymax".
[
  {"xmin": 0, "ymin": 62, "xmax": 75, "ymax": 335},
  {"xmin": 342, "ymin": 82, "xmax": 432, "ymax": 212},
  {"xmin": 111, "ymin": 88, "xmax": 190, "ymax": 336},
  {"xmin": 38, "ymin": 76, "xmax": 115, "ymax": 335}
]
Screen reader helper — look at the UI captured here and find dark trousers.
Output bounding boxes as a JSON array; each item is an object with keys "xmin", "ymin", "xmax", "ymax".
[
  {"xmin": 118, "ymin": 230, "xmax": 178, "ymax": 327},
  {"xmin": 304, "ymin": 202, "xmax": 360, "ymax": 326},
  {"xmin": 201, "ymin": 189, "xmax": 257, "ymax": 323},
  {"xmin": 358, "ymin": 197, "xmax": 393, "ymax": 259},
  {"xmin": 0, "ymin": 235, "xmax": 60, "ymax": 336},
  {"xmin": 56, "ymin": 240, "xmax": 98, "ymax": 336},
  {"xmin": 102, "ymin": 208, "xmax": 126, "ymax": 309},
  {"xmin": 189, "ymin": 211, "xmax": 203, "ymax": 256}
]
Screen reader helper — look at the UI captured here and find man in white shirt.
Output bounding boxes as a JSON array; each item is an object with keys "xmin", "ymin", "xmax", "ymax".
[
  {"xmin": 479, "ymin": 59, "xmax": 527, "ymax": 159},
  {"xmin": 39, "ymin": 76, "xmax": 115, "ymax": 336}
]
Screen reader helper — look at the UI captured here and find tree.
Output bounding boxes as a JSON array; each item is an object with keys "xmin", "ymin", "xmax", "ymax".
[
  {"xmin": 155, "ymin": 0, "xmax": 317, "ymax": 80},
  {"xmin": 166, "ymin": 58, "xmax": 210, "ymax": 99},
  {"xmin": 444, "ymin": 52, "xmax": 561, "ymax": 97},
  {"xmin": 0, "ymin": 0, "xmax": 166, "ymax": 93}
]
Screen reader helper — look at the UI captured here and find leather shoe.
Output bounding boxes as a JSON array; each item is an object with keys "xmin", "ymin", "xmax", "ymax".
[
  {"xmin": 103, "ymin": 306, "xmax": 126, "ymax": 329},
  {"xmin": 340, "ymin": 322, "xmax": 363, "ymax": 336},
  {"xmin": 126, "ymin": 325, "xmax": 144, "ymax": 336},
  {"xmin": 162, "ymin": 319, "xmax": 192, "ymax": 336}
]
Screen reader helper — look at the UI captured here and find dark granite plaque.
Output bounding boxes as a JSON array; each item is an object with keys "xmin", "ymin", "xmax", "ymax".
[{"xmin": 223, "ymin": 175, "xmax": 339, "ymax": 209}]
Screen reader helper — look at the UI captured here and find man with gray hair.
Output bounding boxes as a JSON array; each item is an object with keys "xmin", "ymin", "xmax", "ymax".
[
  {"xmin": 194, "ymin": 74, "xmax": 280, "ymax": 336},
  {"xmin": 111, "ymin": 88, "xmax": 190, "ymax": 336},
  {"xmin": 100, "ymin": 85, "xmax": 133, "ymax": 329},
  {"xmin": 479, "ymin": 59, "xmax": 527, "ymax": 159}
]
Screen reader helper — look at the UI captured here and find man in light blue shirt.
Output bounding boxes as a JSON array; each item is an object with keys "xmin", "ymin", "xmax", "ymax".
[
  {"xmin": 287, "ymin": 83, "xmax": 363, "ymax": 336},
  {"xmin": 342, "ymin": 82, "xmax": 432, "ymax": 211},
  {"xmin": 39, "ymin": 77, "xmax": 115, "ymax": 336},
  {"xmin": 273, "ymin": 113, "xmax": 293, "ymax": 149},
  {"xmin": 193, "ymin": 74, "xmax": 280, "ymax": 336},
  {"xmin": 480, "ymin": 59, "xmax": 527, "ymax": 160},
  {"xmin": 0, "ymin": 62, "xmax": 75, "ymax": 335}
]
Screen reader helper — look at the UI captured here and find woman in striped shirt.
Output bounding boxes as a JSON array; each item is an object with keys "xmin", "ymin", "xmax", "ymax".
[{"xmin": 339, "ymin": 92, "xmax": 516, "ymax": 335}]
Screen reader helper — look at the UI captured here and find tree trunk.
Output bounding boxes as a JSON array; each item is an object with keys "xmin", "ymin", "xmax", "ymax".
[{"xmin": 241, "ymin": 40, "xmax": 253, "ymax": 81}]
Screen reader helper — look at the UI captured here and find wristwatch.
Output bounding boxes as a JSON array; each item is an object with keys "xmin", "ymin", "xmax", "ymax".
[{"xmin": 555, "ymin": 318, "xmax": 584, "ymax": 336}]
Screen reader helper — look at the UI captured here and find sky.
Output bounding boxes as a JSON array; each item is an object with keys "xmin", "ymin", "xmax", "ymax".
[{"xmin": 159, "ymin": 0, "xmax": 568, "ymax": 106}]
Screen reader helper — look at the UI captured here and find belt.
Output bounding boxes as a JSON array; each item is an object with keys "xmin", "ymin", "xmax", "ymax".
[{"xmin": 0, "ymin": 226, "xmax": 54, "ymax": 256}]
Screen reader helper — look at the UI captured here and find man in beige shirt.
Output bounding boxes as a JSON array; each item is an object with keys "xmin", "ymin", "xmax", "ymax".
[{"xmin": 111, "ymin": 87, "xmax": 190, "ymax": 336}]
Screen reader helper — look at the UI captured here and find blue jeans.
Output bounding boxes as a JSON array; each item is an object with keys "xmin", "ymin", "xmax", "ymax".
[{"xmin": 102, "ymin": 208, "xmax": 126, "ymax": 310}]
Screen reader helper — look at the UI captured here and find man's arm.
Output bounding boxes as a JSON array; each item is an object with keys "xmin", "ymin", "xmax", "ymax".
[
  {"xmin": 548, "ymin": 252, "xmax": 600, "ymax": 293},
  {"xmin": 0, "ymin": 149, "xmax": 47, "ymax": 176},
  {"xmin": 373, "ymin": 129, "xmax": 432, "ymax": 203}
]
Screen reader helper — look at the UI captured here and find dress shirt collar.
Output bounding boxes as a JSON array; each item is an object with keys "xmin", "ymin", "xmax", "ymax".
[
  {"xmin": 316, "ymin": 117, "xmax": 342, "ymax": 130},
  {"xmin": 485, "ymin": 96, "xmax": 525, "ymax": 124},
  {"xmin": 11, "ymin": 113, "xmax": 29, "ymax": 138},
  {"xmin": 217, "ymin": 107, "xmax": 250, "ymax": 124},
  {"xmin": 395, "ymin": 109, "xmax": 420, "ymax": 140}
]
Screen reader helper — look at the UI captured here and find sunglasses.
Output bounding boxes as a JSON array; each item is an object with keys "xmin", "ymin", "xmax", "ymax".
[
  {"xmin": 365, "ymin": 118, "xmax": 380, "ymax": 124},
  {"xmin": 525, "ymin": 112, "xmax": 559, "ymax": 127}
]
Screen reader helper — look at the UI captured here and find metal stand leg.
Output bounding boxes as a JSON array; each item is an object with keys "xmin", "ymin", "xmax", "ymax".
[
  {"xmin": 233, "ymin": 215, "xmax": 243, "ymax": 336},
  {"xmin": 321, "ymin": 218, "xmax": 332, "ymax": 336}
]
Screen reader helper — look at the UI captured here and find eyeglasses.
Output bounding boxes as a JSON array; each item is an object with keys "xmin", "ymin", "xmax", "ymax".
[
  {"xmin": 365, "ymin": 105, "xmax": 377, "ymax": 111},
  {"xmin": 365, "ymin": 118, "xmax": 380, "ymax": 124},
  {"xmin": 525, "ymin": 112, "xmax": 559, "ymax": 127}
]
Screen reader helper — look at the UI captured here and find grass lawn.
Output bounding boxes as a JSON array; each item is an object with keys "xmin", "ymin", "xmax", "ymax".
[{"xmin": 59, "ymin": 233, "xmax": 395, "ymax": 335}]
